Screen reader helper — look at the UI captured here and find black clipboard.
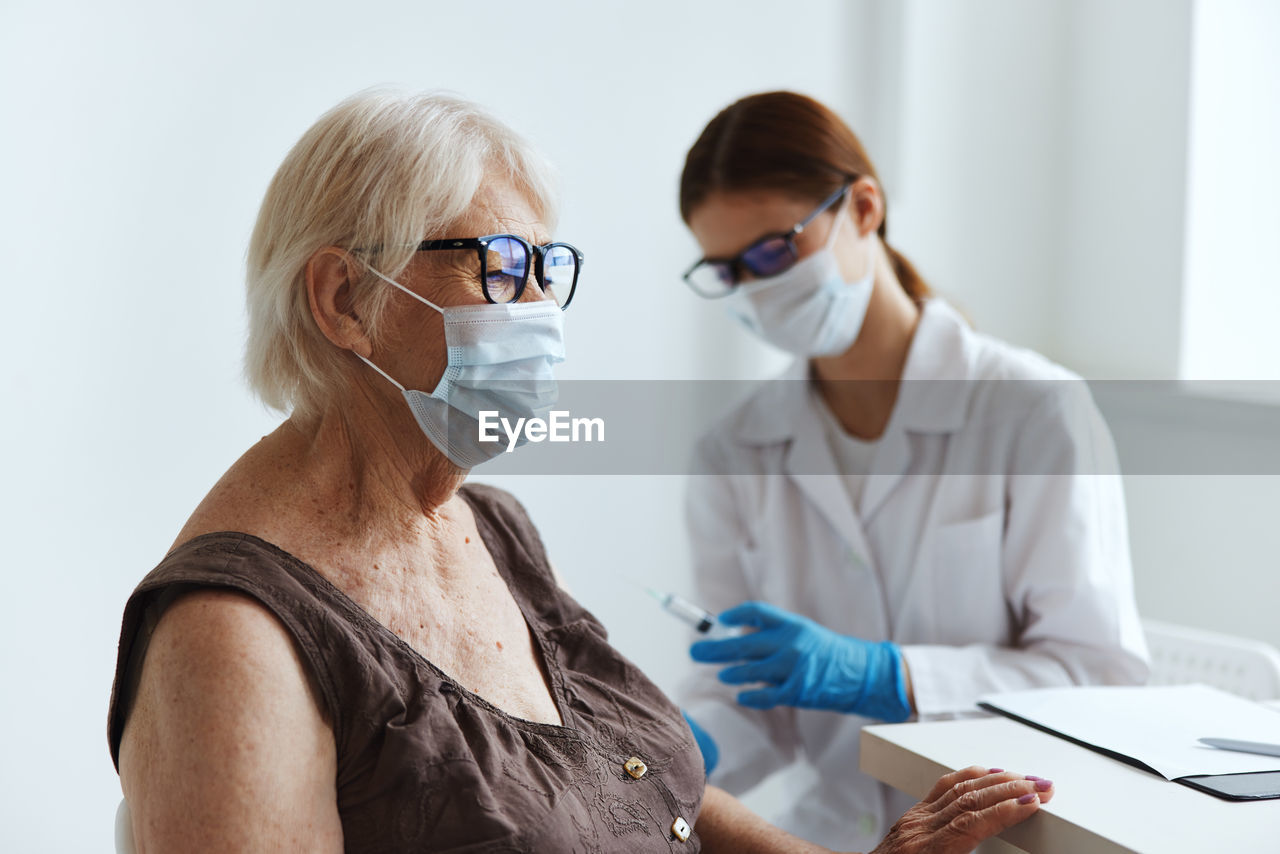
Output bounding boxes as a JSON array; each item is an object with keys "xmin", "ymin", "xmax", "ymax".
[{"xmin": 978, "ymin": 701, "xmax": 1280, "ymax": 801}]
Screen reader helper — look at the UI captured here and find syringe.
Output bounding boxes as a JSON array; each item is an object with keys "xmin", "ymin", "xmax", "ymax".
[{"xmin": 646, "ymin": 588, "xmax": 738, "ymax": 638}]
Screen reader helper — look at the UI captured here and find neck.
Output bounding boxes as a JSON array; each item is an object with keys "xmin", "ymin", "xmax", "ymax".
[
  {"xmin": 278, "ymin": 382, "xmax": 468, "ymax": 546},
  {"xmin": 810, "ymin": 242, "xmax": 921, "ymax": 438}
]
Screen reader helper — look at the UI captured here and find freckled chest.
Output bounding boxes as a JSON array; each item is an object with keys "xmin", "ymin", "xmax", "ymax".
[{"xmin": 336, "ymin": 533, "xmax": 564, "ymax": 727}]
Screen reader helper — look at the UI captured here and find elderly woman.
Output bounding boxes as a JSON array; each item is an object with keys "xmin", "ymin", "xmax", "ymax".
[{"xmin": 107, "ymin": 90, "xmax": 1053, "ymax": 853}]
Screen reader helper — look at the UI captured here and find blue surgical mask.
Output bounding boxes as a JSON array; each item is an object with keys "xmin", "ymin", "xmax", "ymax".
[
  {"xmin": 357, "ymin": 267, "xmax": 565, "ymax": 469},
  {"xmin": 727, "ymin": 200, "xmax": 874, "ymax": 357}
]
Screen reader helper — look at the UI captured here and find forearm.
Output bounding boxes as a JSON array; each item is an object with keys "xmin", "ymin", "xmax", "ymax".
[{"xmin": 695, "ymin": 785, "xmax": 854, "ymax": 854}]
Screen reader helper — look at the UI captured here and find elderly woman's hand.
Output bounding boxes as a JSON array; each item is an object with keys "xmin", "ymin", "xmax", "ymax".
[
  {"xmin": 868, "ymin": 766, "xmax": 1053, "ymax": 854},
  {"xmin": 696, "ymin": 767, "xmax": 1052, "ymax": 854}
]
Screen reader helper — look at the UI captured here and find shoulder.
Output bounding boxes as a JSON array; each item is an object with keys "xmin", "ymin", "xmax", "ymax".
[
  {"xmin": 118, "ymin": 588, "xmax": 342, "ymax": 850},
  {"xmin": 967, "ymin": 329, "xmax": 1080, "ymax": 385},
  {"xmin": 459, "ymin": 481, "xmax": 559, "ymax": 584},
  {"xmin": 915, "ymin": 299, "xmax": 1078, "ymax": 386},
  {"xmin": 460, "ymin": 480, "xmax": 527, "ymax": 515},
  {"xmin": 927, "ymin": 302, "xmax": 1090, "ymax": 420},
  {"xmin": 943, "ymin": 322, "xmax": 1114, "ymax": 469},
  {"xmin": 968, "ymin": 330, "xmax": 1096, "ymax": 424},
  {"xmin": 150, "ymin": 587, "xmax": 315, "ymax": 671},
  {"xmin": 125, "ymin": 588, "xmax": 330, "ymax": 744},
  {"xmin": 109, "ymin": 534, "xmax": 344, "ymax": 767},
  {"xmin": 460, "ymin": 481, "xmax": 543, "ymax": 543}
]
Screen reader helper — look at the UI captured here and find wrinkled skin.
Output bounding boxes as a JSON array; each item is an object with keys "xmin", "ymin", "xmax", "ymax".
[{"xmin": 869, "ymin": 766, "xmax": 1054, "ymax": 854}]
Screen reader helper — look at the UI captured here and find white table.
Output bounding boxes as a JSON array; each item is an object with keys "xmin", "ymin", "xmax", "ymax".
[{"xmin": 860, "ymin": 713, "xmax": 1280, "ymax": 854}]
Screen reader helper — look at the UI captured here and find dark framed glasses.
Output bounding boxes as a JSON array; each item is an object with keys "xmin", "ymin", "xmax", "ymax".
[
  {"xmin": 418, "ymin": 233, "xmax": 584, "ymax": 309},
  {"xmin": 682, "ymin": 182, "xmax": 852, "ymax": 299}
]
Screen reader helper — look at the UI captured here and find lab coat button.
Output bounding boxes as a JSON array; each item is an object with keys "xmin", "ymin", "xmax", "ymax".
[
  {"xmin": 671, "ymin": 816, "xmax": 691, "ymax": 841},
  {"xmin": 624, "ymin": 756, "xmax": 648, "ymax": 779}
]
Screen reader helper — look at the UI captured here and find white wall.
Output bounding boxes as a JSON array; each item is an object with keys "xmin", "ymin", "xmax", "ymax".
[
  {"xmin": 1127, "ymin": 476, "xmax": 1280, "ymax": 643},
  {"xmin": 1051, "ymin": 0, "xmax": 1280, "ymax": 651},
  {"xmin": 0, "ymin": 1, "xmax": 864, "ymax": 849},
  {"xmin": 1057, "ymin": 0, "xmax": 1195, "ymax": 380},
  {"xmin": 883, "ymin": 0, "xmax": 1197, "ymax": 380},
  {"xmin": 890, "ymin": 0, "xmax": 1072, "ymax": 353},
  {"xmin": 1181, "ymin": 0, "xmax": 1280, "ymax": 380}
]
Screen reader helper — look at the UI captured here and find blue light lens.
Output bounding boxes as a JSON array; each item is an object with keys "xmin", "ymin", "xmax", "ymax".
[
  {"xmin": 484, "ymin": 236, "xmax": 530, "ymax": 302},
  {"xmin": 740, "ymin": 236, "xmax": 796, "ymax": 278}
]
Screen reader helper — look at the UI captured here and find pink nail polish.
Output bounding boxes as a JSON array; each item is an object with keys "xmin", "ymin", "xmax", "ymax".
[
  {"xmin": 1025, "ymin": 775, "xmax": 1042, "ymax": 781},
  {"xmin": 1035, "ymin": 778, "xmax": 1053, "ymax": 791},
  {"xmin": 988, "ymin": 767, "xmax": 1005, "ymax": 773},
  {"xmin": 1017, "ymin": 793, "xmax": 1036, "ymax": 805}
]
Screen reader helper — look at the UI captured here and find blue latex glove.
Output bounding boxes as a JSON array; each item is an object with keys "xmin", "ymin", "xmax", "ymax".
[
  {"xmin": 689, "ymin": 601, "xmax": 912, "ymax": 722},
  {"xmin": 681, "ymin": 710, "xmax": 719, "ymax": 777}
]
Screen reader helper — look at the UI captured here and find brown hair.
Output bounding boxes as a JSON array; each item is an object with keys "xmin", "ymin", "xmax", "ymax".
[{"xmin": 679, "ymin": 91, "xmax": 930, "ymax": 302}]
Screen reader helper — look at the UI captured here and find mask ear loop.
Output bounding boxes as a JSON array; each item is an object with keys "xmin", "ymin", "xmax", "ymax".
[
  {"xmin": 345, "ymin": 262, "xmax": 419, "ymax": 391},
  {"xmin": 828, "ymin": 188, "xmax": 876, "ymax": 285},
  {"xmin": 825, "ymin": 191, "xmax": 854, "ymax": 250},
  {"xmin": 365, "ymin": 265, "xmax": 446, "ymax": 314},
  {"xmin": 351, "ymin": 262, "xmax": 444, "ymax": 392},
  {"xmin": 355, "ymin": 352, "xmax": 405, "ymax": 392}
]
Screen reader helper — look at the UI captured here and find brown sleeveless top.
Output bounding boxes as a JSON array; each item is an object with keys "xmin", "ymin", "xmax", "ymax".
[{"xmin": 107, "ymin": 483, "xmax": 704, "ymax": 852}]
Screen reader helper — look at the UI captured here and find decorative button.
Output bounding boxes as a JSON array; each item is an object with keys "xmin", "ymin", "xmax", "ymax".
[
  {"xmin": 624, "ymin": 756, "xmax": 648, "ymax": 779},
  {"xmin": 671, "ymin": 816, "xmax": 691, "ymax": 842}
]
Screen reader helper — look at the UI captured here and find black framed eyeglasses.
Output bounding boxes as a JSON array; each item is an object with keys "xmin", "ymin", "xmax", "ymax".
[
  {"xmin": 418, "ymin": 233, "xmax": 584, "ymax": 309},
  {"xmin": 682, "ymin": 182, "xmax": 852, "ymax": 299}
]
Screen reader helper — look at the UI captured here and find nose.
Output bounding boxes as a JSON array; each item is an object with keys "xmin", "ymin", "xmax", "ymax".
[
  {"xmin": 520, "ymin": 272, "xmax": 555, "ymax": 303},
  {"xmin": 518, "ymin": 248, "xmax": 556, "ymax": 304}
]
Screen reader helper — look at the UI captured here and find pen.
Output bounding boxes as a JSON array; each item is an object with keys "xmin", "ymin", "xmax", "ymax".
[{"xmin": 1198, "ymin": 737, "xmax": 1280, "ymax": 758}]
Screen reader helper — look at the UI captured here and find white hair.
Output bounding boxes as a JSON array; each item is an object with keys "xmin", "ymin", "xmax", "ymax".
[{"xmin": 244, "ymin": 89, "xmax": 559, "ymax": 418}]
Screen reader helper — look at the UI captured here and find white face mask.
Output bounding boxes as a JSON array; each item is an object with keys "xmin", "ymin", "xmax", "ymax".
[
  {"xmin": 357, "ymin": 267, "xmax": 565, "ymax": 470},
  {"xmin": 726, "ymin": 201, "xmax": 874, "ymax": 358}
]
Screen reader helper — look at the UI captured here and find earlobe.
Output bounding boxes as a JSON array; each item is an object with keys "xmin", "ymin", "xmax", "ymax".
[
  {"xmin": 306, "ymin": 248, "xmax": 371, "ymax": 356},
  {"xmin": 335, "ymin": 314, "xmax": 372, "ymax": 358}
]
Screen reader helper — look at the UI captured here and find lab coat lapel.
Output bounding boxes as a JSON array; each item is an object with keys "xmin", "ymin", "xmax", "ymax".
[
  {"xmin": 862, "ymin": 300, "xmax": 974, "ymax": 521},
  {"xmin": 782, "ymin": 391, "xmax": 876, "ymax": 569},
  {"xmin": 859, "ymin": 425, "xmax": 911, "ymax": 523},
  {"xmin": 877, "ymin": 300, "xmax": 976, "ymax": 634}
]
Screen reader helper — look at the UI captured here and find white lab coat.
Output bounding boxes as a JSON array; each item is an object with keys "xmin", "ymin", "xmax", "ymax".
[{"xmin": 680, "ymin": 299, "xmax": 1149, "ymax": 851}]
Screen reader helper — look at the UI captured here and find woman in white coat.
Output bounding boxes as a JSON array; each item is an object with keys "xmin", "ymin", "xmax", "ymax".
[{"xmin": 676, "ymin": 91, "xmax": 1149, "ymax": 851}]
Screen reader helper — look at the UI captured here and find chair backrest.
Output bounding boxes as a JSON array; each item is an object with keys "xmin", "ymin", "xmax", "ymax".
[
  {"xmin": 1143, "ymin": 618, "xmax": 1280, "ymax": 700},
  {"xmin": 116, "ymin": 799, "xmax": 136, "ymax": 854}
]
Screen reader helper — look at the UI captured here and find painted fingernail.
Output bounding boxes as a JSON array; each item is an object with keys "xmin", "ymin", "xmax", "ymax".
[
  {"xmin": 988, "ymin": 767, "xmax": 1004, "ymax": 773},
  {"xmin": 1018, "ymin": 793, "xmax": 1037, "ymax": 805},
  {"xmin": 1025, "ymin": 775, "xmax": 1042, "ymax": 781},
  {"xmin": 1035, "ymin": 778, "xmax": 1053, "ymax": 791}
]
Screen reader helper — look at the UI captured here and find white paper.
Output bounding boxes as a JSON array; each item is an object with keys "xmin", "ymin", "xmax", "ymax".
[{"xmin": 979, "ymin": 684, "xmax": 1280, "ymax": 780}]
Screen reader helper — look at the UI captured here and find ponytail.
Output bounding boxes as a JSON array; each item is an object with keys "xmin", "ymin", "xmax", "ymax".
[{"xmin": 884, "ymin": 241, "xmax": 931, "ymax": 303}]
